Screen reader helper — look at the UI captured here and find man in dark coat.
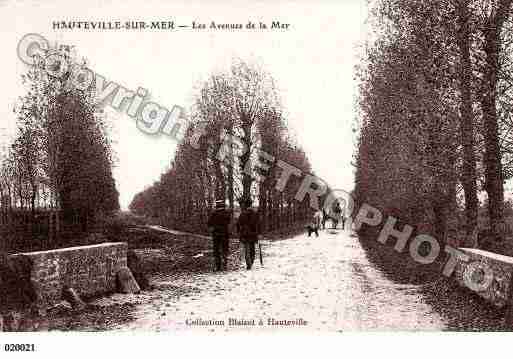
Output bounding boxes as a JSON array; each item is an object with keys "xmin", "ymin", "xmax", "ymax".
[
  {"xmin": 332, "ymin": 201, "xmax": 342, "ymax": 229},
  {"xmin": 321, "ymin": 208, "xmax": 328, "ymax": 230},
  {"xmin": 237, "ymin": 198, "xmax": 261, "ymax": 270},
  {"xmin": 307, "ymin": 209, "xmax": 322, "ymax": 237},
  {"xmin": 207, "ymin": 199, "xmax": 232, "ymax": 272}
]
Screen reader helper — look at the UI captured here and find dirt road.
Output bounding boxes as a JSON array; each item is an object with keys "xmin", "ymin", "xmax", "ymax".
[{"xmin": 105, "ymin": 228, "xmax": 447, "ymax": 331}]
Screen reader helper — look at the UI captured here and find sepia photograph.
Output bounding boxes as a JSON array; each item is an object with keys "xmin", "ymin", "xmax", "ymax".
[{"xmin": 1, "ymin": 0, "xmax": 513, "ymax": 356}]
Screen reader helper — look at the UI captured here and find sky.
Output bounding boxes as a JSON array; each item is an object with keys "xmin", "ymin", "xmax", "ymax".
[{"xmin": 0, "ymin": 0, "xmax": 367, "ymax": 210}]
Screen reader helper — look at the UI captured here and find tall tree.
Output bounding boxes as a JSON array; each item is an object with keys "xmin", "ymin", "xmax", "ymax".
[
  {"xmin": 456, "ymin": 0, "xmax": 479, "ymax": 245},
  {"xmin": 130, "ymin": 60, "xmax": 312, "ymax": 234},
  {"xmin": 479, "ymin": 0, "xmax": 513, "ymax": 245}
]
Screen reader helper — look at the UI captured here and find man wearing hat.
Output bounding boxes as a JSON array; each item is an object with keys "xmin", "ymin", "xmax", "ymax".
[
  {"xmin": 207, "ymin": 199, "xmax": 232, "ymax": 272},
  {"xmin": 236, "ymin": 197, "xmax": 262, "ymax": 270}
]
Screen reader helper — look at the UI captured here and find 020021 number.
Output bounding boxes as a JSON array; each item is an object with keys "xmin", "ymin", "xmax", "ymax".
[{"xmin": 4, "ymin": 344, "xmax": 35, "ymax": 352}]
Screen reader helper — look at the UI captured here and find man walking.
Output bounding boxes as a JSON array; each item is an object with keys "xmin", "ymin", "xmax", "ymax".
[
  {"xmin": 207, "ymin": 199, "xmax": 232, "ymax": 272},
  {"xmin": 307, "ymin": 209, "xmax": 322, "ymax": 237},
  {"xmin": 237, "ymin": 198, "xmax": 261, "ymax": 270},
  {"xmin": 338, "ymin": 200, "xmax": 346, "ymax": 230},
  {"xmin": 321, "ymin": 208, "xmax": 328, "ymax": 230},
  {"xmin": 332, "ymin": 201, "xmax": 342, "ymax": 229}
]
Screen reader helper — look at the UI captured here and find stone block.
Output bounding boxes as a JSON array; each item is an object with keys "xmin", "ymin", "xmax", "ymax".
[
  {"xmin": 62, "ymin": 287, "xmax": 86, "ymax": 310},
  {"xmin": 127, "ymin": 250, "xmax": 150, "ymax": 289},
  {"xmin": 453, "ymin": 248, "xmax": 513, "ymax": 308},
  {"xmin": 116, "ymin": 267, "xmax": 140, "ymax": 294},
  {"xmin": 8, "ymin": 242, "xmax": 128, "ymax": 308}
]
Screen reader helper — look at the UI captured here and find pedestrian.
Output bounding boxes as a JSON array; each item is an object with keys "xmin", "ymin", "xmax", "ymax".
[
  {"xmin": 307, "ymin": 209, "xmax": 322, "ymax": 237},
  {"xmin": 236, "ymin": 198, "xmax": 261, "ymax": 270},
  {"xmin": 321, "ymin": 208, "xmax": 328, "ymax": 230},
  {"xmin": 332, "ymin": 201, "xmax": 342, "ymax": 229},
  {"xmin": 207, "ymin": 199, "xmax": 232, "ymax": 272}
]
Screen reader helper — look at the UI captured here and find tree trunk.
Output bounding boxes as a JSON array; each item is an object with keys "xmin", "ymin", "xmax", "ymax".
[
  {"xmin": 240, "ymin": 120, "xmax": 253, "ymax": 205},
  {"xmin": 457, "ymin": 0, "xmax": 479, "ymax": 244},
  {"xmin": 227, "ymin": 125, "xmax": 235, "ymax": 210},
  {"xmin": 481, "ymin": 1, "xmax": 512, "ymax": 248}
]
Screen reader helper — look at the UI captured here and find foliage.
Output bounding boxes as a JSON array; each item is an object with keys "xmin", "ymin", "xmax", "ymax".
[
  {"xmin": 130, "ymin": 60, "xmax": 313, "ymax": 234},
  {"xmin": 0, "ymin": 44, "xmax": 119, "ymax": 251},
  {"xmin": 354, "ymin": 0, "xmax": 513, "ymax": 253}
]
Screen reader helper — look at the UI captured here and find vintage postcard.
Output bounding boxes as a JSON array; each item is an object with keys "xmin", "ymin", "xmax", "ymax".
[{"xmin": 0, "ymin": 0, "xmax": 512, "ymax": 356}]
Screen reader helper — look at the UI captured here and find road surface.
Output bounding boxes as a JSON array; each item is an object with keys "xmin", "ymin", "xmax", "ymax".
[{"xmin": 104, "ymin": 228, "xmax": 447, "ymax": 331}]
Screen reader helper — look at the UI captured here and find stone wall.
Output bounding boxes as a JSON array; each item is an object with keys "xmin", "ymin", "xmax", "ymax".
[
  {"xmin": 9, "ymin": 242, "xmax": 128, "ymax": 307},
  {"xmin": 453, "ymin": 248, "xmax": 513, "ymax": 308}
]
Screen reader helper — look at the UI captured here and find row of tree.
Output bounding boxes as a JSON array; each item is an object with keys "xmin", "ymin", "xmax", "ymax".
[
  {"xmin": 130, "ymin": 60, "xmax": 313, "ymax": 234},
  {"xmin": 354, "ymin": 0, "xmax": 513, "ymax": 254},
  {"xmin": 0, "ymin": 45, "xmax": 119, "ymax": 251}
]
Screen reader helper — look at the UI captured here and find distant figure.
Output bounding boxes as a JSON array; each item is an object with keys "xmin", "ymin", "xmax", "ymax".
[
  {"xmin": 332, "ymin": 201, "xmax": 342, "ymax": 229},
  {"xmin": 321, "ymin": 208, "xmax": 328, "ymax": 230},
  {"xmin": 307, "ymin": 209, "xmax": 322, "ymax": 237},
  {"xmin": 338, "ymin": 200, "xmax": 347, "ymax": 230},
  {"xmin": 207, "ymin": 199, "xmax": 231, "ymax": 272},
  {"xmin": 237, "ymin": 198, "xmax": 261, "ymax": 270}
]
